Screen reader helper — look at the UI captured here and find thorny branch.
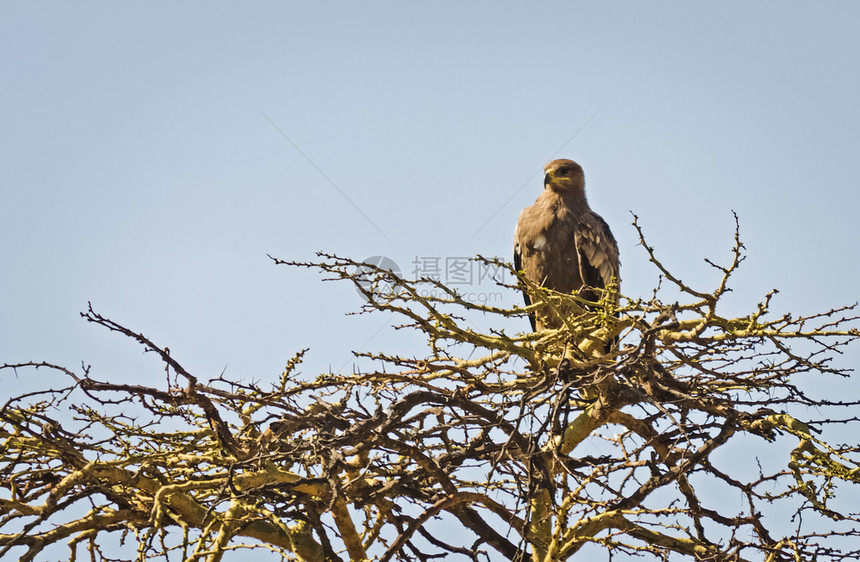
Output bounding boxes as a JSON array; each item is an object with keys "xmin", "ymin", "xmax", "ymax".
[{"xmin": 1, "ymin": 218, "xmax": 859, "ymax": 561}]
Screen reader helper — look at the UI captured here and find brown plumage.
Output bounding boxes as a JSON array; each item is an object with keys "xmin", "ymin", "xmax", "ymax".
[{"xmin": 514, "ymin": 159, "xmax": 619, "ymax": 331}]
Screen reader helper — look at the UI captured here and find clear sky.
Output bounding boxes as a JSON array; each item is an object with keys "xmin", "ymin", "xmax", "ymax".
[
  {"xmin": 4, "ymin": 0, "xmax": 859, "ymax": 409},
  {"xmin": 2, "ymin": 2, "xmax": 859, "ymax": 555}
]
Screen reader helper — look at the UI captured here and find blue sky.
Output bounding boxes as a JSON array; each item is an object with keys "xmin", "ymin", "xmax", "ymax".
[
  {"xmin": 2, "ymin": 3, "xmax": 860, "ymax": 535},
  {"xmin": 4, "ymin": 1, "xmax": 859, "ymax": 407}
]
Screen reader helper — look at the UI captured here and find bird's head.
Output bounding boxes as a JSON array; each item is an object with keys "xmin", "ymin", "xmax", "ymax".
[{"xmin": 544, "ymin": 159, "xmax": 585, "ymax": 194}]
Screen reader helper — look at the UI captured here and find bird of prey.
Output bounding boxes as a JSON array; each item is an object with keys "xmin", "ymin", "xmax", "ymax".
[{"xmin": 514, "ymin": 159, "xmax": 619, "ymax": 331}]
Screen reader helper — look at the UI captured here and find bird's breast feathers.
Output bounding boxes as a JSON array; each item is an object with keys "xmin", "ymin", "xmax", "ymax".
[{"xmin": 515, "ymin": 197, "xmax": 571, "ymax": 253}]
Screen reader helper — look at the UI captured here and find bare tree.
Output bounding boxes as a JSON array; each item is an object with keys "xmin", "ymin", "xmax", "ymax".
[{"xmin": 2, "ymin": 217, "xmax": 859, "ymax": 561}]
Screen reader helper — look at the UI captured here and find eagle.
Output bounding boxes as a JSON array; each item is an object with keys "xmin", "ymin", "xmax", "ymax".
[{"xmin": 514, "ymin": 159, "xmax": 619, "ymax": 332}]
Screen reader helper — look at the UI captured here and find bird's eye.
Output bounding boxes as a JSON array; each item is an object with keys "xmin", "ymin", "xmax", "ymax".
[{"xmin": 559, "ymin": 168, "xmax": 569, "ymax": 175}]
